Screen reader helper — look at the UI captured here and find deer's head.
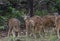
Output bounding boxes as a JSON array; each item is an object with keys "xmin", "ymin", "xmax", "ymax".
[{"xmin": 22, "ymin": 14, "xmax": 30, "ymax": 20}]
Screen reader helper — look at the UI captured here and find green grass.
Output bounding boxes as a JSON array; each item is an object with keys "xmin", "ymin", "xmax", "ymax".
[
  {"xmin": 0, "ymin": 34, "xmax": 58, "ymax": 41},
  {"xmin": 49, "ymin": 35, "xmax": 57, "ymax": 41},
  {"xmin": 0, "ymin": 30, "xmax": 58, "ymax": 41}
]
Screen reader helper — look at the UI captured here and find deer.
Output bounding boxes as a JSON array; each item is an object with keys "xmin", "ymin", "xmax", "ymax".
[
  {"xmin": 22, "ymin": 15, "xmax": 43, "ymax": 38},
  {"xmin": 42, "ymin": 15, "xmax": 56, "ymax": 36},
  {"xmin": 8, "ymin": 18, "xmax": 21, "ymax": 37},
  {"xmin": 40, "ymin": 15, "xmax": 60, "ymax": 39},
  {"xmin": 42, "ymin": 15, "xmax": 60, "ymax": 39}
]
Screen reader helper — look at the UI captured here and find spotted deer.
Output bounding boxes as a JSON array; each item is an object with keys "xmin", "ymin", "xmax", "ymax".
[
  {"xmin": 8, "ymin": 18, "xmax": 21, "ymax": 37},
  {"xmin": 42, "ymin": 15, "xmax": 56, "ymax": 36},
  {"xmin": 23, "ymin": 15, "xmax": 43, "ymax": 38},
  {"xmin": 41, "ymin": 15, "xmax": 60, "ymax": 38}
]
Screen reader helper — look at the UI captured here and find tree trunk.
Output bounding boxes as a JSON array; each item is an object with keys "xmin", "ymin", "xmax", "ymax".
[{"xmin": 27, "ymin": 0, "xmax": 34, "ymax": 17}]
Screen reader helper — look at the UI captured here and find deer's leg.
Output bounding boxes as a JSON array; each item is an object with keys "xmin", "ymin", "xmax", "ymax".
[
  {"xmin": 12, "ymin": 30, "xmax": 16, "ymax": 37},
  {"xmin": 35, "ymin": 25, "xmax": 39, "ymax": 38},
  {"xmin": 18, "ymin": 32, "xmax": 20, "ymax": 37},
  {"xmin": 57, "ymin": 29, "xmax": 60, "ymax": 39},
  {"xmin": 39, "ymin": 26, "xmax": 42, "ymax": 37},
  {"xmin": 33, "ymin": 26, "xmax": 36, "ymax": 38},
  {"xmin": 8, "ymin": 30, "xmax": 10, "ymax": 37},
  {"xmin": 18, "ymin": 29, "xmax": 21, "ymax": 37},
  {"xmin": 8, "ymin": 25, "xmax": 12, "ymax": 37},
  {"xmin": 39, "ymin": 26, "xmax": 43, "ymax": 37},
  {"xmin": 26, "ymin": 24, "xmax": 29, "ymax": 37},
  {"xmin": 17, "ymin": 25, "xmax": 21, "ymax": 37}
]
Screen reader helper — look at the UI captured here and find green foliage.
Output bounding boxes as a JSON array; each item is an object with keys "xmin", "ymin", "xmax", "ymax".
[
  {"xmin": 0, "ymin": 26, "xmax": 5, "ymax": 30},
  {"xmin": 35, "ymin": 10, "xmax": 48, "ymax": 16},
  {"xmin": 7, "ymin": 36, "xmax": 16, "ymax": 41},
  {"xmin": 0, "ymin": 16, "xmax": 7, "ymax": 26},
  {"xmin": 49, "ymin": 35, "xmax": 57, "ymax": 41},
  {"xmin": 35, "ymin": 10, "xmax": 42, "ymax": 16},
  {"xmin": 7, "ymin": 7, "xmax": 26, "ymax": 18}
]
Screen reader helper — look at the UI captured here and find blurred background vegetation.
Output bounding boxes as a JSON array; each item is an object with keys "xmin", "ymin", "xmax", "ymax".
[{"xmin": 0, "ymin": 0, "xmax": 60, "ymax": 29}]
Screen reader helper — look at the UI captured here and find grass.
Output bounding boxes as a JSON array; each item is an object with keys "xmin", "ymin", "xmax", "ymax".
[
  {"xmin": 0, "ymin": 28, "xmax": 58, "ymax": 41},
  {"xmin": 0, "ymin": 34, "xmax": 58, "ymax": 41}
]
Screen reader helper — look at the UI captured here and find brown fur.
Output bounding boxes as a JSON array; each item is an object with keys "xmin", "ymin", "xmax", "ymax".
[
  {"xmin": 8, "ymin": 18, "xmax": 20, "ymax": 37},
  {"xmin": 42, "ymin": 15, "xmax": 55, "ymax": 28},
  {"xmin": 42, "ymin": 15, "xmax": 56, "ymax": 36},
  {"xmin": 24, "ymin": 15, "xmax": 43, "ymax": 38}
]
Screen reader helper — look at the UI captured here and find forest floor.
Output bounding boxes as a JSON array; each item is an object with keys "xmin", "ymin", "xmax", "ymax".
[{"xmin": 0, "ymin": 30, "xmax": 59, "ymax": 41}]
